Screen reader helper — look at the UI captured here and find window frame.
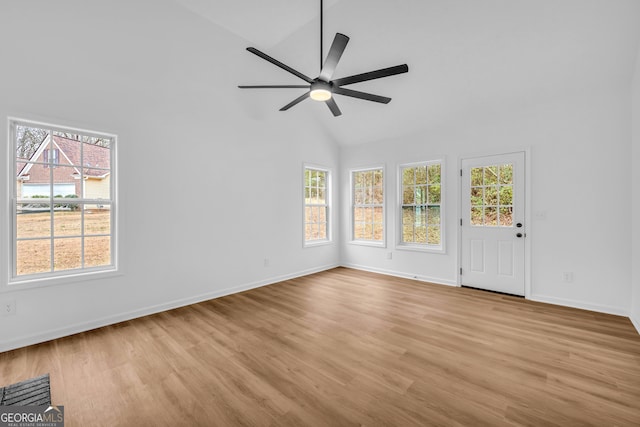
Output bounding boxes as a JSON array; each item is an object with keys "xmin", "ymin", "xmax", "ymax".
[
  {"xmin": 303, "ymin": 163, "xmax": 331, "ymax": 247},
  {"xmin": 349, "ymin": 165, "xmax": 386, "ymax": 248},
  {"xmin": 7, "ymin": 117, "xmax": 118, "ymax": 288},
  {"xmin": 396, "ymin": 160, "xmax": 445, "ymax": 253}
]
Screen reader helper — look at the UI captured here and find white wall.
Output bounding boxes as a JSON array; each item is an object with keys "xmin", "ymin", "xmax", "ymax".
[
  {"xmin": 0, "ymin": 0, "xmax": 340, "ymax": 351},
  {"xmin": 631, "ymin": 44, "xmax": 640, "ymax": 332},
  {"xmin": 341, "ymin": 83, "xmax": 632, "ymax": 316}
]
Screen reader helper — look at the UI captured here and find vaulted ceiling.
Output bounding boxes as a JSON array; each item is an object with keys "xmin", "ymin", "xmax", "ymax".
[{"xmin": 172, "ymin": 0, "xmax": 640, "ymax": 146}]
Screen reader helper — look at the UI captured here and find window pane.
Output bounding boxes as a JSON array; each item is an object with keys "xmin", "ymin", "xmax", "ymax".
[
  {"xmin": 471, "ymin": 187, "xmax": 483, "ymax": 206},
  {"xmin": 373, "ymin": 186, "xmax": 383, "ymax": 204},
  {"xmin": 16, "ymin": 125, "xmax": 48, "ymax": 164},
  {"xmin": 84, "ymin": 236, "xmax": 111, "ymax": 267},
  {"xmin": 53, "ymin": 135, "xmax": 81, "ymax": 167},
  {"xmin": 364, "ymin": 171, "xmax": 373, "ymax": 188},
  {"xmin": 85, "ymin": 209, "xmax": 111, "ymax": 236},
  {"xmin": 484, "ymin": 186, "xmax": 498, "ymax": 205},
  {"xmin": 364, "ymin": 207, "xmax": 374, "ymax": 224},
  {"xmin": 415, "ymin": 225, "xmax": 427, "ymax": 243},
  {"xmin": 363, "ymin": 223, "xmax": 373, "ymax": 239},
  {"xmin": 428, "ymin": 164, "xmax": 441, "ymax": 184},
  {"xmin": 499, "ymin": 207, "xmax": 513, "ymax": 226},
  {"xmin": 402, "ymin": 206, "xmax": 415, "ymax": 225},
  {"xmin": 354, "ymin": 189, "xmax": 365, "ymax": 205},
  {"xmin": 354, "ymin": 171, "xmax": 364, "ymax": 188},
  {"xmin": 305, "ymin": 224, "xmax": 313, "ymax": 240},
  {"xmin": 415, "ymin": 185, "xmax": 427, "ymax": 205},
  {"xmin": 17, "ymin": 207, "xmax": 51, "ymax": 239},
  {"xmin": 373, "ymin": 170, "xmax": 383, "ymax": 186},
  {"xmin": 402, "ymin": 168, "xmax": 414, "ymax": 186},
  {"xmin": 17, "ymin": 239, "xmax": 51, "ymax": 275},
  {"xmin": 428, "ymin": 184, "xmax": 441, "ymax": 204},
  {"xmin": 415, "ymin": 206, "xmax": 426, "ymax": 226},
  {"xmin": 318, "ymin": 224, "xmax": 327, "ymax": 239},
  {"xmin": 305, "ymin": 207, "xmax": 312, "ymax": 224},
  {"xmin": 485, "ymin": 207, "xmax": 498, "ymax": 226},
  {"xmin": 373, "ymin": 207, "xmax": 384, "ymax": 223},
  {"xmin": 484, "ymin": 166, "xmax": 498, "ymax": 185},
  {"xmin": 54, "ymin": 238, "xmax": 82, "ymax": 271},
  {"xmin": 403, "ymin": 186, "xmax": 414, "ymax": 204},
  {"xmin": 402, "ymin": 224, "xmax": 414, "ymax": 243},
  {"xmin": 471, "ymin": 207, "xmax": 483, "ymax": 226},
  {"xmin": 428, "ymin": 226, "xmax": 441, "ymax": 245},
  {"xmin": 471, "ymin": 167, "xmax": 483, "ymax": 186},
  {"xmin": 354, "ymin": 222, "xmax": 365, "ymax": 239},
  {"xmin": 317, "ymin": 188, "xmax": 326, "ymax": 204},
  {"xmin": 499, "ymin": 186, "xmax": 513, "ymax": 206},
  {"xmin": 318, "ymin": 207, "xmax": 327, "ymax": 223},
  {"xmin": 317, "ymin": 171, "xmax": 326, "ymax": 188},
  {"xmin": 499, "ymin": 164, "xmax": 513, "ymax": 184},
  {"xmin": 373, "ymin": 223, "xmax": 383, "ymax": 240},
  {"xmin": 54, "ymin": 210, "xmax": 82, "ymax": 237},
  {"xmin": 415, "ymin": 166, "xmax": 427, "ymax": 185},
  {"xmin": 428, "ymin": 206, "xmax": 440, "ymax": 225},
  {"xmin": 354, "ymin": 207, "xmax": 365, "ymax": 222}
]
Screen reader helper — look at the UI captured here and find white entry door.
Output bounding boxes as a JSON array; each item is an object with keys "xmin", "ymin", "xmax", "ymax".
[{"xmin": 460, "ymin": 152, "xmax": 525, "ymax": 296}]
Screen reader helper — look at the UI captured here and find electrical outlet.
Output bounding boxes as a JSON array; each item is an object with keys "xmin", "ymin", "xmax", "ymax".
[{"xmin": 1, "ymin": 299, "xmax": 16, "ymax": 316}]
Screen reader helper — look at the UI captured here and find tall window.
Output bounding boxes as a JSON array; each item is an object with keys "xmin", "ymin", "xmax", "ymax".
[
  {"xmin": 304, "ymin": 166, "xmax": 329, "ymax": 245},
  {"xmin": 10, "ymin": 119, "xmax": 117, "ymax": 282},
  {"xmin": 399, "ymin": 161, "xmax": 442, "ymax": 250},
  {"xmin": 351, "ymin": 167, "xmax": 384, "ymax": 244}
]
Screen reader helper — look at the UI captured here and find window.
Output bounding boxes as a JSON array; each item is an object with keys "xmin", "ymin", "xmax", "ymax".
[
  {"xmin": 10, "ymin": 118, "xmax": 117, "ymax": 283},
  {"xmin": 304, "ymin": 166, "xmax": 330, "ymax": 245},
  {"xmin": 399, "ymin": 161, "xmax": 442, "ymax": 250},
  {"xmin": 351, "ymin": 167, "xmax": 384, "ymax": 245},
  {"xmin": 470, "ymin": 164, "xmax": 513, "ymax": 226}
]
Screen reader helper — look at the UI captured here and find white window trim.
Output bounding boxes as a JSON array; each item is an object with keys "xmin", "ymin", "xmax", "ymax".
[
  {"xmin": 303, "ymin": 163, "xmax": 332, "ymax": 247},
  {"xmin": 6, "ymin": 117, "xmax": 118, "ymax": 289},
  {"xmin": 349, "ymin": 165, "xmax": 386, "ymax": 248},
  {"xmin": 396, "ymin": 160, "xmax": 445, "ymax": 254}
]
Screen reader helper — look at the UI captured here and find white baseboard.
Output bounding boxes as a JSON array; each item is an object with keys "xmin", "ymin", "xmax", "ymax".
[
  {"xmin": 631, "ymin": 314, "xmax": 640, "ymax": 336},
  {"xmin": 341, "ymin": 263, "xmax": 458, "ymax": 287},
  {"xmin": 0, "ymin": 263, "xmax": 339, "ymax": 353},
  {"xmin": 530, "ymin": 293, "xmax": 629, "ymax": 317}
]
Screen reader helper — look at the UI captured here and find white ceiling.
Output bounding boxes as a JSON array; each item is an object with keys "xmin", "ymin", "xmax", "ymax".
[{"xmin": 173, "ymin": 0, "xmax": 640, "ymax": 146}]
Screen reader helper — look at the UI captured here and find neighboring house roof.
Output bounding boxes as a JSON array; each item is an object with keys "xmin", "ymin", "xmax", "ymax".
[{"xmin": 17, "ymin": 135, "xmax": 110, "ymax": 179}]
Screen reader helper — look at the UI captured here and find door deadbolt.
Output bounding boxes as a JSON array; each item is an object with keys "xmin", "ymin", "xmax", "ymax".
[
  {"xmin": 516, "ymin": 233, "xmax": 523, "ymax": 238},
  {"xmin": 516, "ymin": 223, "xmax": 523, "ymax": 228}
]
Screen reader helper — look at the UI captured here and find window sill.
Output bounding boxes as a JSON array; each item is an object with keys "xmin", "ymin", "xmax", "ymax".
[
  {"xmin": 349, "ymin": 240, "xmax": 386, "ymax": 248},
  {"xmin": 5, "ymin": 267, "xmax": 121, "ymax": 292},
  {"xmin": 304, "ymin": 239, "xmax": 332, "ymax": 248},
  {"xmin": 395, "ymin": 244, "xmax": 445, "ymax": 254}
]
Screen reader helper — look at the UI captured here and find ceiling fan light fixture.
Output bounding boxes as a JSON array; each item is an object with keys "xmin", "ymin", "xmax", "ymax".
[{"xmin": 310, "ymin": 88, "xmax": 332, "ymax": 102}]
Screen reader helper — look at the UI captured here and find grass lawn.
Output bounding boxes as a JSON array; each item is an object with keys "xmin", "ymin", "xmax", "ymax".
[{"xmin": 16, "ymin": 210, "xmax": 111, "ymax": 275}]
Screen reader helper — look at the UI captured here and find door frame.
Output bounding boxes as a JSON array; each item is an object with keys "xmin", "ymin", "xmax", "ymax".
[{"xmin": 457, "ymin": 148, "xmax": 532, "ymax": 298}]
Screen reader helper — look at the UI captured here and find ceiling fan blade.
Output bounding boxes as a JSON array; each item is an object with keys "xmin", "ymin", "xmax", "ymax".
[
  {"xmin": 238, "ymin": 85, "xmax": 310, "ymax": 89},
  {"xmin": 280, "ymin": 92, "xmax": 310, "ymax": 111},
  {"xmin": 332, "ymin": 64, "xmax": 409, "ymax": 87},
  {"xmin": 246, "ymin": 47, "xmax": 314, "ymax": 84},
  {"xmin": 319, "ymin": 33, "xmax": 349, "ymax": 82},
  {"xmin": 333, "ymin": 87, "xmax": 391, "ymax": 104},
  {"xmin": 325, "ymin": 98, "xmax": 342, "ymax": 116}
]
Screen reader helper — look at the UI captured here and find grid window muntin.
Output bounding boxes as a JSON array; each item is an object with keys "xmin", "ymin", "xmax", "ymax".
[
  {"xmin": 10, "ymin": 118, "xmax": 116, "ymax": 282},
  {"xmin": 351, "ymin": 167, "xmax": 384, "ymax": 244},
  {"xmin": 399, "ymin": 161, "xmax": 442, "ymax": 249},
  {"xmin": 304, "ymin": 166, "xmax": 329, "ymax": 244}
]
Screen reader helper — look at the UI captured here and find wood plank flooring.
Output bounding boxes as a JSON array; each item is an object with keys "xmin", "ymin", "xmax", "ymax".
[{"xmin": 1, "ymin": 267, "xmax": 640, "ymax": 426}]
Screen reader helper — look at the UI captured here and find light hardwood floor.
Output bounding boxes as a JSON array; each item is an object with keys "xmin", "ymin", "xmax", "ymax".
[{"xmin": 2, "ymin": 267, "xmax": 640, "ymax": 426}]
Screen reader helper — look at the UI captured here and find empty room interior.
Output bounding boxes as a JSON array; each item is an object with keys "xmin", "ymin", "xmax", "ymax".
[{"xmin": 1, "ymin": 0, "xmax": 640, "ymax": 425}]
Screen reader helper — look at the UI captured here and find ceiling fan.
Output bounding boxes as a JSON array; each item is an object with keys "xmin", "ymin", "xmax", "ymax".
[{"xmin": 238, "ymin": 0, "xmax": 409, "ymax": 117}]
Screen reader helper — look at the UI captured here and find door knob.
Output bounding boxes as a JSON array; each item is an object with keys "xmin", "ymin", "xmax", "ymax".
[
  {"xmin": 516, "ymin": 233, "xmax": 523, "ymax": 238},
  {"xmin": 516, "ymin": 223, "xmax": 523, "ymax": 228}
]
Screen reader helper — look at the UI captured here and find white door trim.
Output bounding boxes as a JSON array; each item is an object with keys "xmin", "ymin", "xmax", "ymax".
[{"xmin": 457, "ymin": 148, "xmax": 532, "ymax": 298}]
